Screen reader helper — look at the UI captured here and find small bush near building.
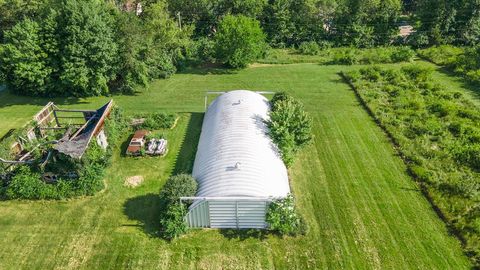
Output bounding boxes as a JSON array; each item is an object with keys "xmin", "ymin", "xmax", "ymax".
[
  {"xmin": 266, "ymin": 194, "xmax": 306, "ymax": 236},
  {"xmin": 159, "ymin": 173, "xmax": 197, "ymax": 239},
  {"xmin": 214, "ymin": 15, "xmax": 266, "ymax": 68},
  {"xmin": 268, "ymin": 92, "xmax": 313, "ymax": 167}
]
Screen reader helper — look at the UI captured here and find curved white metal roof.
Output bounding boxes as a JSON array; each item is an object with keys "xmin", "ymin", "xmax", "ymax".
[{"xmin": 192, "ymin": 90, "xmax": 290, "ymax": 198}]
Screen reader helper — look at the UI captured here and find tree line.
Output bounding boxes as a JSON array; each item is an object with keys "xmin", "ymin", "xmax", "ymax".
[{"xmin": 1, "ymin": 0, "xmax": 480, "ymax": 97}]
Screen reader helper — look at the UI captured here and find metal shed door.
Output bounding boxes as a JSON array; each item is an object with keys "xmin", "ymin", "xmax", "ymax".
[{"xmin": 208, "ymin": 200, "xmax": 267, "ymax": 229}]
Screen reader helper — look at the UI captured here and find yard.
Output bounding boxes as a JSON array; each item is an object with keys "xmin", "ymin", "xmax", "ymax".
[{"xmin": 0, "ymin": 63, "xmax": 471, "ymax": 269}]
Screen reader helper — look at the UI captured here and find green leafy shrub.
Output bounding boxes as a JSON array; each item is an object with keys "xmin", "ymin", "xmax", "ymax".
[
  {"xmin": 268, "ymin": 92, "xmax": 313, "ymax": 167},
  {"xmin": 191, "ymin": 37, "xmax": 215, "ymax": 62},
  {"xmin": 298, "ymin": 41, "xmax": 321, "ymax": 55},
  {"xmin": 139, "ymin": 113, "xmax": 177, "ymax": 130},
  {"xmin": 214, "ymin": 15, "xmax": 266, "ymax": 68},
  {"xmin": 266, "ymin": 194, "xmax": 306, "ymax": 236},
  {"xmin": 160, "ymin": 202, "xmax": 188, "ymax": 240},
  {"xmin": 333, "ymin": 49, "xmax": 359, "ymax": 65},
  {"xmin": 390, "ymin": 46, "xmax": 416, "ymax": 62},
  {"xmin": 159, "ymin": 174, "xmax": 198, "ymax": 204},
  {"xmin": 159, "ymin": 174, "xmax": 197, "ymax": 239}
]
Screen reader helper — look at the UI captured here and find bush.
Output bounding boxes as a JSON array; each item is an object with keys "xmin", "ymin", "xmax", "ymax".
[
  {"xmin": 268, "ymin": 92, "xmax": 313, "ymax": 166},
  {"xmin": 159, "ymin": 173, "xmax": 197, "ymax": 239},
  {"xmin": 159, "ymin": 174, "xmax": 197, "ymax": 204},
  {"xmin": 160, "ymin": 202, "xmax": 188, "ymax": 240},
  {"xmin": 5, "ymin": 166, "xmax": 45, "ymax": 200},
  {"xmin": 266, "ymin": 194, "xmax": 306, "ymax": 235},
  {"xmin": 333, "ymin": 49, "xmax": 359, "ymax": 65},
  {"xmin": 214, "ymin": 15, "xmax": 266, "ymax": 68},
  {"xmin": 139, "ymin": 113, "xmax": 177, "ymax": 130},
  {"xmin": 390, "ymin": 47, "xmax": 415, "ymax": 62},
  {"xmin": 298, "ymin": 41, "xmax": 321, "ymax": 55},
  {"xmin": 191, "ymin": 37, "xmax": 215, "ymax": 62}
]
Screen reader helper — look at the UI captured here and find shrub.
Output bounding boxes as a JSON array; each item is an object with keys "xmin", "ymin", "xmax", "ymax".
[
  {"xmin": 160, "ymin": 202, "xmax": 188, "ymax": 240},
  {"xmin": 214, "ymin": 15, "xmax": 266, "ymax": 68},
  {"xmin": 194, "ymin": 37, "xmax": 216, "ymax": 62},
  {"xmin": 140, "ymin": 112, "xmax": 177, "ymax": 130},
  {"xmin": 267, "ymin": 93, "xmax": 312, "ymax": 166},
  {"xmin": 5, "ymin": 166, "xmax": 44, "ymax": 200},
  {"xmin": 268, "ymin": 93, "xmax": 313, "ymax": 166},
  {"xmin": 266, "ymin": 194, "xmax": 306, "ymax": 235},
  {"xmin": 298, "ymin": 41, "xmax": 321, "ymax": 55},
  {"xmin": 390, "ymin": 46, "xmax": 415, "ymax": 62},
  {"xmin": 159, "ymin": 174, "xmax": 198, "ymax": 204},
  {"xmin": 333, "ymin": 49, "xmax": 359, "ymax": 65},
  {"xmin": 400, "ymin": 65, "xmax": 433, "ymax": 81},
  {"xmin": 159, "ymin": 173, "xmax": 197, "ymax": 239}
]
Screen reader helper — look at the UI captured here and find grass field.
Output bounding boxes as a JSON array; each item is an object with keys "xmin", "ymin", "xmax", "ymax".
[{"xmin": 0, "ymin": 63, "xmax": 471, "ymax": 269}]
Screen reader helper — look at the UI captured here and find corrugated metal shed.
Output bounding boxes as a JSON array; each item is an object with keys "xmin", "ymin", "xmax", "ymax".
[{"xmin": 186, "ymin": 90, "xmax": 290, "ymax": 228}]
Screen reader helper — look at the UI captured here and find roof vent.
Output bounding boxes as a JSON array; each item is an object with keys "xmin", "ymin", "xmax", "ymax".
[
  {"xmin": 234, "ymin": 162, "xmax": 241, "ymax": 170},
  {"xmin": 233, "ymin": 99, "xmax": 242, "ymax": 105}
]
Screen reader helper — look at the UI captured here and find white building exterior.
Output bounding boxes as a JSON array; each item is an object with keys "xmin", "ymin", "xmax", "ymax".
[{"xmin": 185, "ymin": 90, "xmax": 290, "ymax": 229}]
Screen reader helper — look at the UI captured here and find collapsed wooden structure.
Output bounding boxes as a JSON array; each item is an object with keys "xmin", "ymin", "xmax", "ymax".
[{"xmin": 0, "ymin": 100, "xmax": 113, "ymax": 166}]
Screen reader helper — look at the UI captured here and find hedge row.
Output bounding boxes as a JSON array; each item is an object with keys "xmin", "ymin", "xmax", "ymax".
[{"xmin": 344, "ymin": 65, "xmax": 480, "ymax": 266}]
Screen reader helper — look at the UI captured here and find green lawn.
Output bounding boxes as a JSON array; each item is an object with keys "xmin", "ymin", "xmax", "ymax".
[{"xmin": 0, "ymin": 63, "xmax": 471, "ymax": 269}]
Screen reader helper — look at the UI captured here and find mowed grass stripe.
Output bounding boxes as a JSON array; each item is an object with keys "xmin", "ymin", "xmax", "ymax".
[
  {"xmin": 341, "ymin": 114, "xmax": 429, "ymax": 267},
  {"xmin": 329, "ymin": 114, "xmax": 406, "ymax": 268}
]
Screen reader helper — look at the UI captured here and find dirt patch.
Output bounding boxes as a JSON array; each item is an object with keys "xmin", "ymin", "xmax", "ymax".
[{"xmin": 124, "ymin": 175, "xmax": 144, "ymax": 188}]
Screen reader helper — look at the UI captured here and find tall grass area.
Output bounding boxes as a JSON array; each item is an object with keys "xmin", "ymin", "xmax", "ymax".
[
  {"xmin": 344, "ymin": 65, "xmax": 480, "ymax": 266},
  {"xmin": 419, "ymin": 45, "xmax": 480, "ymax": 85},
  {"xmin": 258, "ymin": 46, "xmax": 415, "ymax": 65}
]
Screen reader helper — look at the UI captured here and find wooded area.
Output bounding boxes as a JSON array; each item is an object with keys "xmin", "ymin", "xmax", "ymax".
[{"xmin": 2, "ymin": 0, "xmax": 480, "ymax": 97}]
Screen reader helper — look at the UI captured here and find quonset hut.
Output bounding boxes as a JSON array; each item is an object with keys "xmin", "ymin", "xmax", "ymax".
[{"xmin": 184, "ymin": 90, "xmax": 290, "ymax": 229}]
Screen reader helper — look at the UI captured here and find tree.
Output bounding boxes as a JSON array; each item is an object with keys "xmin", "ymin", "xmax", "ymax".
[
  {"xmin": 262, "ymin": 0, "xmax": 332, "ymax": 47},
  {"xmin": 142, "ymin": 1, "xmax": 192, "ymax": 79},
  {"xmin": 166, "ymin": 0, "xmax": 266, "ymax": 37},
  {"xmin": 0, "ymin": 0, "xmax": 47, "ymax": 41},
  {"xmin": 0, "ymin": 19, "xmax": 51, "ymax": 96},
  {"xmin": 56, "ymin": 0, "xmax": 118, "ymax": 96},
  {"xmin": 214, "ymin": 15, "xmax": 266, "ymax": 68},
  {"xmin": 413, "ymin": 0, "xmax": 480, "ymax": 46},
  {"xmin": 332, "ymin": 0, "xmax": 402, "ymax": 47}
]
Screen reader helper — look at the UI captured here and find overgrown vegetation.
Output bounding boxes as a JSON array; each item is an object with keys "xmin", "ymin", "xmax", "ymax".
[
  {"xmin": 268, "ymin": 92, "xmax": 313, "ymax": 167},
  {"xmin": 138, "ymin": 112, "xmax": 177, "ymax": 130},
  {"xmin": 158, "ymin": 173, "xmax": 197, "ymax": 240},
  {"xmin": 418, "ymin": 45, "xmax": 480, "ymax": 86},
  {"xmin": 266, "ymin": 193, "xmax": 306, "ymax": 236},
  {"xmin": 344, "ymin": 65, "xmax": 480, "ymax": 266},
  {"xmin": 0, "ymin": 105, "xmax": 127, "ymax": 200}
]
